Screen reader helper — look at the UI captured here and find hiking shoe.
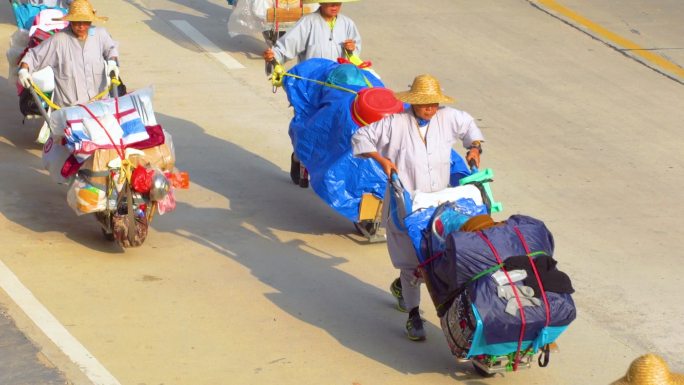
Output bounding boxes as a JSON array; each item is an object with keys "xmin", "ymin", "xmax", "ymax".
[
  {"xmin": 290, "ymin": 152, "xmax": 300, "ymax": 185},
  {"xmin": 406, "ymin": 311, "xmax": 426, "ymax": 341},
  {"xmin": 390, "ymin": 278, "xmax": 407, "ymax": 313}
]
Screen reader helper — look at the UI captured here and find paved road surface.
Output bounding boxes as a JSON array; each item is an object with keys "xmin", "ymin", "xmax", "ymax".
[{"xmin": 0, "ymin": 0, "xmax": 682, "ymax": 384}]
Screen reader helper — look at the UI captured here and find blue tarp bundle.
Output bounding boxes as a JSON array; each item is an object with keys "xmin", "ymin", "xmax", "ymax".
[{"xmin": 283, "ymin": 58, "xmax": 471, "ymax": 222}]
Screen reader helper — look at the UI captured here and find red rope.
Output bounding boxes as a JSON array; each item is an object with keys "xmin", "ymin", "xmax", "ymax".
[
  {"xmin": 513, "ymin": 227, "xmax": 551, "ymax": 327},
  {"xmin": 477, "ymin": 231, "xmax": 526, "ymax": 371},
  {"xmin": 417, "ymin": 251, "xmax": 443, "ymax": 269},
  {"xmin": 79, "ymin": 104, "xmax": 125, "ymax": 160}
]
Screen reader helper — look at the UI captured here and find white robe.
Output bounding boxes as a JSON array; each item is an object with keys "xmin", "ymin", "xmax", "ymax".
[
  {"xmin": 352, "ymin": 106, "xmax": 485, "ymax": 269},
  {"xmin": 272, "ymin": 11, "xmax": 361, "ymax": 64},
  {"xmin": 21, "ymin": 27, "xmax": 119, "ymax": 107}
]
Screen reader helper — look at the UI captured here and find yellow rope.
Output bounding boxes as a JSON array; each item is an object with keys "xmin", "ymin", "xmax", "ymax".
[
  {"xmin": 270, "ymin": 63, "xmax": 359, "ymax": 95},
  {"xmin": 118, "ymin": 158, "xmax": 133, "ymax": 184},
  {"xmin": 31, "ymin": 83, "xmax": 60, "ymax": 110},
  {"xmin": 89, "ymin": 77, "xmax": 121, "ymax": 103},
  {"xmin": 30, "ymin": 77, "xmax": 122, "ymax": 110}
]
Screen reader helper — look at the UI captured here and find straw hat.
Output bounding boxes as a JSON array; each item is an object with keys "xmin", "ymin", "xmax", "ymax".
[
  {"xmin": 611, "ymin": 354, "xmax": 684, "ymax": 385},
  {"xmin": 303, "ymin": 0, "xmax": 359, "ymax": 3},
  {"xmin": 394, "ymin": 74, "xmax": 455, "ymax": 105},
  {"xmin": 54, "ymin": 0, "xmax": 108, "ymax": 22},
  {"xmin": 460, "ymin": 214, "xmax": 501, "ymax": 232}
]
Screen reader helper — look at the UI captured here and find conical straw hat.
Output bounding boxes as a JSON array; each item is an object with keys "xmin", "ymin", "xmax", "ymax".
[
  {"xmin": 394, "ymin": 74, "xmax": 455, "ymax": 105},
  {"xmin": 54, "ymin": 0, "xmax": 108, "ymax": 22},
  {"xmin": 611, "ymin": 354, "xmax": 684, "ymax": 385}
]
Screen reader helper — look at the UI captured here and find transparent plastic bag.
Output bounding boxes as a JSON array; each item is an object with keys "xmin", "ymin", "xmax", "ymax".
[
  {"xmin": 66, "ymin": 175, "xmax": 107, "ymax": 215},
  {"xmin": 156, "ymin": 188, "xmax": 176, "ymax": 215}
]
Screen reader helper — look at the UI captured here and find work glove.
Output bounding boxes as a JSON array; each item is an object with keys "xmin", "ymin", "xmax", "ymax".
[
  {"xmin": 18, "ymin": 68, "xmax": 32, "ymax": 88},
  {"xmin": 106, "ymin": 59, "xmax": 119, "ymax": 79},
  {"xmin": 466, "ymin": 141, "xmax": 482, "ymax": 169}
]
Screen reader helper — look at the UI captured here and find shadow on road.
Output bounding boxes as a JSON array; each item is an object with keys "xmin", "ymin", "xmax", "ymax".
[
  {"xmin": 123, "ymin": 0, "xmax": 267, "ymax": 60},
  {"xmin": 0, "ymin": 68, "xmax": 485, "ymax": 378},
  {"xmin": 0, "ymin": 76, "xmax": 126, "ymax": 253},
  {"xmin": 149, "ymin": 111, "xmax": 488, "ymax": 378}
]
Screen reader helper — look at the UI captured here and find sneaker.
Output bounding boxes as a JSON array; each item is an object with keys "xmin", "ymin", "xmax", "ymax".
[
  {"xmin": 390, "ymin": 278, "xmax": 407, "ymax": 313},
  {"xmin": 406, "ymin": 310, "xmax": 426, "ymax": 341},
  {"xmin": 290, "ymin": 152, "xmax": 300, "ymax": 185}
]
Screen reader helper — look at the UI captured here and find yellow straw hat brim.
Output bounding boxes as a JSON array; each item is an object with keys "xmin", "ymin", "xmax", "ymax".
[
  {"xmin": 612, "ymin": 374, "xmax": 684, "ymax": 385},
  {"xmin": 56, "ymin": 14, "xmax": 108, "ymax": 22},
  {"xmin": 611, "ymin": 354, "xmax": 684, "ymax": 385},
  {"xmin": 394, "ymin": 90, "xmax": 454, "ymax": 105},
  {"xmin": 394, "ymin": 74, "xmax": 455, "ymax": 105}
]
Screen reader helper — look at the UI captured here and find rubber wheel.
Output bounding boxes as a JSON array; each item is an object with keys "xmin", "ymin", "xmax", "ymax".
[{"xmin": 472, "ymin": 362, "xmax": 495, "ymax": 378}]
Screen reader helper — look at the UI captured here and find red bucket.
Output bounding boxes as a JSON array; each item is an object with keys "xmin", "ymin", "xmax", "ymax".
[{"xmin": 351, "ymin": 87, "xmax": 404, "ymax": 126}]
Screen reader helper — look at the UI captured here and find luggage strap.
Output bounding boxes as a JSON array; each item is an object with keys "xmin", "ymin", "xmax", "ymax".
[
  {"xmin": 538, "ymin": 343, "xmax": 551, "ymax": 367},
  {"xmin": 513, "ymin": 226, "xmax": 551, "ymax": 328},
  {"xmin": 477, "ymin": 231, "xmax": 526, "ymax": 371}
]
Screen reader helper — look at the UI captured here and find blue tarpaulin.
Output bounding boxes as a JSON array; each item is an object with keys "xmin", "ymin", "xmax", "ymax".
[{"xmin": 283, "ymin": 58, "xmax": 471, "ymax": 222}]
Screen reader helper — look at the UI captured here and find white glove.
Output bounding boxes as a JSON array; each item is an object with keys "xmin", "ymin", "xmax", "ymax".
[
  {"xmin": 18, "ymin": 68, "xmax": 32, "ymax": 88},
  {"xmin": 106, "ymin": 60, "xmax": 119, "ymax": 79}
]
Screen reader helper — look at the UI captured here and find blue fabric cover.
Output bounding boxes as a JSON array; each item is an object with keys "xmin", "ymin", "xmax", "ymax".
[
  {"xmin": 425, "ymin": 214, "xmax": 575, "ymax": 344},
  {"xmin": 12, "ymin": 4, "xmax": 67, "ymax": 30},
  {"xmin": 468, "ymin": 304, "xmax": 569, "ymax": 356},
  {"xmin": 283, "ymin": 58, "xmax": 471, "ymax": 222}
]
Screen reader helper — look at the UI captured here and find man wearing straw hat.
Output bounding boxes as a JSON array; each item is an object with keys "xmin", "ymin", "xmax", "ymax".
[
  {"xmin": 18, "ymin": 0, "xmax": 119, "ymax": 108},
  {"xmin": 263, "ymin": 1, "xmax": 362, "ymax": 185},
  {"xmin": 263, "ymin": 0, "xmax": 361, "ymax": 65},
  {"xmin": 352, "ymin": 74, "xmax": 484, "ymax": 341}
]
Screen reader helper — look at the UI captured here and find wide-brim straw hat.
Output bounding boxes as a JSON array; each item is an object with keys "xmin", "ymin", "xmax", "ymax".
[
  {"xmin": 611, "ymin": 354, "xmax": 684, "ymax": 385},
  {"xmin": 394, "ymin": 74, "xmax": 455, "ymax": 105},
  {"xmin": 303, "ymin": 0, "xmax": 359, "ymax": 3},
  {"xmin": 54, "ymin": 0, "xmax": 108, "ymax": 22}
]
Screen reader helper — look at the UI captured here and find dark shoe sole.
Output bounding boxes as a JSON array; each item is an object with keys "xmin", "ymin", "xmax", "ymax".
[
  {"xmin": 290, "ymin": 152, "xmax": 300, "ymax": 184},
  {"xmin": 407, "ymin": 333, "xmax": 426, "ymax": 342}
]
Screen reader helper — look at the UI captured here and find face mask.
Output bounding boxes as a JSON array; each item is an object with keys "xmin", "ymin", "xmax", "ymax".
[{"xmin": 416, "ymin": 117, "xmax": 430, "ymax": 127}]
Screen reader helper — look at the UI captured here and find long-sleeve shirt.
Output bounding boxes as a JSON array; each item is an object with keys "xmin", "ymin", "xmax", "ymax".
[
  {"xmin": 272, "ymin": 11, "xmax": 361, "ymax": 64},
  {"xmin": 21, "ymin": 27, "xmax": 119, "ymax": 107},
  {"xmin": 351, "ymin": 106, "xmax": 485, "ymax": 269}
]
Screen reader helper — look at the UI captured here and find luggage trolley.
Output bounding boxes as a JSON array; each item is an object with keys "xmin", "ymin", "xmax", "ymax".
[
  {"xmin": 7, "ymin": 2, "xmax": 69, "ymax": 142},
  {"xmin": 389, "ymin": 167, "xmax": 576, "ymax": 377}
]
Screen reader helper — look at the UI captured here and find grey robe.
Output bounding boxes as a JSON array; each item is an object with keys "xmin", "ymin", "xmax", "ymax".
[
  {"xmin": 272, "ymin": 12, "xmax": 361, "ymax": 64},
  {"xmin": 352, "ymin": 107, "xmax": 485, "ymax": 269},
  {"xmin": 21, "ymin": 27, "xmax": 119, "ymax": 107}
]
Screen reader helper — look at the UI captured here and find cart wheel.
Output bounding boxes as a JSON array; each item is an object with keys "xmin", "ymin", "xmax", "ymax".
[
  {"xmin": 101, "ymin": 227, "xmax": 115, "ymax": 242},
  {"xmin": 472, "ymin": 362, "xmax": 495, "ymax": 378},
  {"xmin": 354, "ymin": 221, "xmax": 378, "ymax": 236}
]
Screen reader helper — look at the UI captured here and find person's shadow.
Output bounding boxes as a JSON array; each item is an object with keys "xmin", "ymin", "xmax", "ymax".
[{"xmin": 147, "ymin": 111, "xmax": 492, "ymax": 379}]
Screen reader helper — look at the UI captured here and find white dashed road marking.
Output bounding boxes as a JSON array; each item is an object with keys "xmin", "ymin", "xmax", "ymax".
[
  {"xmin": 0, "ymin": 260, "xmax": 121, "ymax": 385},
  {"xmin": 170, "ymin": 19, "xmax": 245, "ymax": 70}
]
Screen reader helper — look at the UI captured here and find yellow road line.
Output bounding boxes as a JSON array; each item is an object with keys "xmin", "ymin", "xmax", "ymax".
[{"xmin": 537, "ymin": 0, "xmax": 684, "ymax": 78}]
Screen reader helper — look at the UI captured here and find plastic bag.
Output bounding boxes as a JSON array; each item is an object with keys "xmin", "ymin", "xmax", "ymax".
[
  {"xmin": 131, "ymin": 165, "xmax": 153, "ymax": 193},
  {"xmin": 42, "ymin": 135, "xmax": 72, "ymax": 183},
  {"xmin": 66, "ymin": 175, "xmax": 106, "ymax": 215},
  {"xmin": 156, "ymin": 188, "xmax": 176, "ymax": 215}
]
